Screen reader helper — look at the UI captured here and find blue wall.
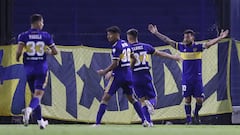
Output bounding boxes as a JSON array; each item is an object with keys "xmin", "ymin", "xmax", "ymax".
[{"xmin": 13, "ymin": 0, "xmax": 217, "ymax": 47}]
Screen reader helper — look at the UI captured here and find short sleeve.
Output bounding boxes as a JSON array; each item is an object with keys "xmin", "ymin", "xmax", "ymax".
[
  {"xmin": 45, "ymin": 33, "xmax": 55, "ymax": 47},
  {"xmin": 112, "ymin": 44, "xmax": 121, "ymax": 60},
  {"xmin": 17, "ymin": 33, "xmax": 26, "ymax": 44},
  {"xmin": 146, "ymin": 44, "xmax": 156, "ymax": 54},
  {"xmin": 197, "ymin": 43, "xmax": 205, "ymax": 52}
]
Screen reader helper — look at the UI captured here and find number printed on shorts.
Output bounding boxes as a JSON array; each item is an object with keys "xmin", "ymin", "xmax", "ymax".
[
  {"xmin": 26, "ymin": 41, "xmax": 45, "ymax": 56},
  {"xmin": 182, "ymin": 85, "xmax": 187, "ymax": 92}
]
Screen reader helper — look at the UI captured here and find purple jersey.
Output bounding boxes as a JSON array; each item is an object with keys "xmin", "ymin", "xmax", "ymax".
[
  {"xmin": 105, "ymin": 40, "xmax": 134, "ymax": 96},
  {"xmin": 131, "ymin": 42, "xmax": 155, "ymax": 72},
  {"xmin": 111, "ymin": 40, "xmax": 132, "ymax": 76},
  {"xmin": 18, "ymin": 29, "xmax": 54, "ymax": 65},
  {"xmin": 17, "ymin": 29, "xmax": 54, "ymax": 91},
  {"xmin": 130, "ymin": 42, "xmax": 156, "ymax": 99},
  {"xmin": 176, "ymin": 42, "xmax": 205, "ymax": 98}
]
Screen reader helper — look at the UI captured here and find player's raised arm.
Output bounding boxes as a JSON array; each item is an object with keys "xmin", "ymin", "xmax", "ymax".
[
  {"xmin": 204, "ymin": 29, "xmax": 229, "ymax": 49},
  {"xmin": 97, "ymin": 59, "xmax": 119, "ymax": 76},
  {"xmin": 16, "ymin": 42, "xmax": 25, "ymax": 62},
  {"xmin": 148, "ymin": 24, "xmax": 177, "ymax": 48},
  {"xmin": 154, "ymin": 50, "xmax": 182, "ymax": 62}
]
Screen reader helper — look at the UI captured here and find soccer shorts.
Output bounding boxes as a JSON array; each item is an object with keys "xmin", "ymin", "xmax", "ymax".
[
  {"xmin": 132, "ymin": 70, "xmax": 156, "ymax": 99},
  {"xmin": 182, "ymin": 77, "xmax": 204, "ymax": 98},
  {"xmin": 105, "ymin": 76, "xmax": 134, "ymax": 96},
  {"xmin": 24, "ymin": 65, "xmax": 48, "ymax": 93}
]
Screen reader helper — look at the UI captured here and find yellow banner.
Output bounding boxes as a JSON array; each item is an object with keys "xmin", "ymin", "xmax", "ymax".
[{"xmin": 0, "ymin": 40, "xmax": 232, "ymax": 123}]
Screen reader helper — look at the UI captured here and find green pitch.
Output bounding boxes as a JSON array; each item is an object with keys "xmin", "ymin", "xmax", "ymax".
[{"xmin": 0, "ymin": 124, "xmax": 239, "ymax": 135}]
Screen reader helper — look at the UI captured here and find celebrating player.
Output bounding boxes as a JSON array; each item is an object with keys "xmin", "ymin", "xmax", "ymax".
[
  {"xmin": 16, "ymin": 14, "xmax": 58, "ymax": 129},
  {"xmin": 95, "ymin": 26, "xmax": 146, "ymax": 126},
  {"xmin": 148, "ymin": 24, "xmax": 229, "ymax": 124},
  {"xmin": 127, "ymin": 28, "xmax": 181, "ymax": 127}
]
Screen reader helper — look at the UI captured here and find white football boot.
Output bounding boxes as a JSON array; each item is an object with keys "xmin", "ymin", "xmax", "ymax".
[
  {"xmin": 37, "ymin": 119, "xmax": 48, "ymax": 129},
  {"xmin": 22, "ymin": 107, "xmax": 32, "ymax": 127}
]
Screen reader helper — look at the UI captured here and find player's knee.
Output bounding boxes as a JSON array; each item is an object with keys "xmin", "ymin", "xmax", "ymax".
[
  {"xmin": 101, "ymin": 93, "xmax": 111, "ymax": 103},
  {"xmin": 127, "ymin": 95, "xmax": 137, "ymax": 104},
  {"xmin": 185, "ymin": 97, "xmax": 191, "ymax": 104},
  {"xmin": 33, "ymin": 90, "xmax": 44, "ymax": 98},
  {"xmin": 195, "ymin": 98, "xmax": 203, "ymax": 104}
]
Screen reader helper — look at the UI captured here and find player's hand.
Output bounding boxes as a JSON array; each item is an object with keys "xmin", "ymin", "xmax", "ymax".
[
  {"xmin": 148, "ymin": 24, "xmax": 158, "ymax": 34},
  {"xmin": 97, "ymin": 69, "xmax": 106, "ymax": 76},
  {"xmin": 175, "ymin": 54, "xmax": 183, "ymax": 62},
  {"xmin": 219, "ymin": 29, "xmax": 229, "ymax": 39},
  {"xmin": 104, "ymin": 71, "xmax": 112, "ymax": 80},
  {"xmin": 45, "ymin": 47, "xmax": 52, "ymax": 55}
]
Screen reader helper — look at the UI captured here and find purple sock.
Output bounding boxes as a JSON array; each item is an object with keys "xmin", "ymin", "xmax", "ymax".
[
  {"xmin": 142, "ymin": 106, "xmax": 151, "ymax": 123},
  {"xmin": 185, "ymin": 104, "xmax": 192, "ymax": 123},
  {"xmin": 33, "ymin": 105, "xmax": 42, "ymax": 120},
  {"xmin": 194, "ymin": 103, "xmax": 202, "ymax": 116},
  {"xmin": 133, "ymin": 102, "xmax": 145, "ymax": 123},
  {"xmin": 149, "ymin": 98, "xmax": 156, "ymax": 107},
  {"xmin": 29, "ymin": 97, "xmax": 40, "ymax": 110},
  {"xmin": 96, "ymin": 104, "xmax": 107, "ymax": 124}
]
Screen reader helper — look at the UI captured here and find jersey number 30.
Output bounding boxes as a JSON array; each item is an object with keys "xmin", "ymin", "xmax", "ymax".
[{"xmin": 26, "ymin": 41, "xmax": 45, "ymax": 56}]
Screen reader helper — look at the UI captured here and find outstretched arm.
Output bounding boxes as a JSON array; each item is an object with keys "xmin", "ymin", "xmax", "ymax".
[
  {"xmin": 148, "ymin": 24, "xmax": 177, "ymax": 48},
  {"xmin": 204, "ymin": 29, "xmax": 229, "ymax": 49},
  {"xmin": 154, "ymin": 51, "xmax": 182, "ymax": 62}
]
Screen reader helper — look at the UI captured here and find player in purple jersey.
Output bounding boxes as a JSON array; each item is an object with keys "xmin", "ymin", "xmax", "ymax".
[
  {"xmin": 16, "ymin": 14, "xmax": 58, "ymax": 129},
  {"xmin": 148, "ymin": 24, "xmax": 229, "ymax": 124},
  {"xmin": 95, "ymin": 26, "xmax": 146, "ymax": 127},
  {"xmin": 127, "ymin": 29, "xmax": 181, "ymax": 127}
]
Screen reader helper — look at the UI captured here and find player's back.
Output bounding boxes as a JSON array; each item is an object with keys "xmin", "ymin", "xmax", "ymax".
[
  {"xmin": 131, "ymin": 42, "xmax": 155, "ymax": 72},
  {"xmin": 18, "ymin": 29, "xmax": 54, "ymax": 66},
  {"xmin": 112, "ymin": 40, "xmax": 132, "ymax": 79}
]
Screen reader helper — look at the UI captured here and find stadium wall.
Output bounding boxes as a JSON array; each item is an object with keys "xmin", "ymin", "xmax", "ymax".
[{"xmin": 0, "ymin": 39, "xmax": 234, "ymax": 124}]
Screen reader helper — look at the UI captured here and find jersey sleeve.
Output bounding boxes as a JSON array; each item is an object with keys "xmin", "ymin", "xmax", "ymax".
[
  {"xmin": 175, "ymin": 42, "xmax": 180, "ymax": 50},
  {"xmin": 146, "ymin": 44, "xmax": 156, "ymax": 54},
  {"xmin": 17, "ymin": 33, "xmax": 26, "ymax": 44},
  {"xmin": 45, "ymin": 33, "xmax": 55, "ymax": 47},
  {"xmin": 197, "ymin": 43, "xmax": 205, "ymax": 52},
  {"xmin": 112, "ymin": 44, "xmax": 121, "ymax": 60}
]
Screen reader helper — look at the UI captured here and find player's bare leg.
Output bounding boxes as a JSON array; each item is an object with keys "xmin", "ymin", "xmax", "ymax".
[
  {"xmin": 193, "ymin": 97, "xmax": 203, "ymax": 124},
  {"xmin": 94, "ymin": 92, "xmax": 111, "ymax": 126},
  {"xmin": 184, "ymin": 97, "xmax": 192, "ymax": 124},
  {"xmin": 126, "ymin": 94, "xmax": 146, "ymax": 126}
]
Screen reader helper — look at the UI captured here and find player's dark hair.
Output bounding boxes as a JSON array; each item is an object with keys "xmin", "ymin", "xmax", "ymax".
[
  {"xmin": 184, "ymin": 29, "xmax": 195, "ymax": 36},
  {"xmin": 106, "ymin": 26, "xmax": 121, "ymax": 34},
  {"xmin": 30, "ymin": 14, "xmax": 43, "ymax": 24},
  {"xmin": 126, "ymin": 28, "xmax": 138, "ymax": 38}
]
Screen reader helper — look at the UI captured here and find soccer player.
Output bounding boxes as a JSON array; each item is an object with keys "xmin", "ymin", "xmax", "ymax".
[
  {"xmin": 95, "ymin": 26, "xmax": 146, "ymax": 126},
  {"xmin": 16, "ymin": 14, "xmax": 58, "ymax": 129},
  {"xmin": 126, "ymin": 28, "xmax": 181, "ymax": 127},
  {"xmin": 148, "ymin": 24, "xmax": 229, "ymax": 124}
]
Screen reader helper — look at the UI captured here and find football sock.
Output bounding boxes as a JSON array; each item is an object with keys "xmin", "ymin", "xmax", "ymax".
[
  {"xmin": 96, "ymin": 103, "xmax": 107, "ymax": 124},
  {"xmin": 33, "ymin": 105, "xmax": 42, "ymax": 120},
  {"xmin": 142, "ymin": 106, "xmax": 151, "ymax": 123},
  {"xmin": 29, "ymin": 97, "xmax": 40, "ymax": 110},
  {"xmin": 185, "ymin": 103, "xmax": 192, "ymax": 123},
  {"xmin": 194, "ymin": 103, "xmax": 202, "ymax": 116},
  {"xmin": 133, "ymin": 102, "xmax": 145, "ymax": 123}
]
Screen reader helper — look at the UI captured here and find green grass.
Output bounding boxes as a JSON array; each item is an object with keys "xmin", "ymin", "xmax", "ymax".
[{"xmin": 0, "ymin": 124, "xmax": 240, "ymax": 135}]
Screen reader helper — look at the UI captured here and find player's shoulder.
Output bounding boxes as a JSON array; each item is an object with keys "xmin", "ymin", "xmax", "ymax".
[{"xmin": 18, "ymin": 30, "xmax": 30, "ymax": 37}]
